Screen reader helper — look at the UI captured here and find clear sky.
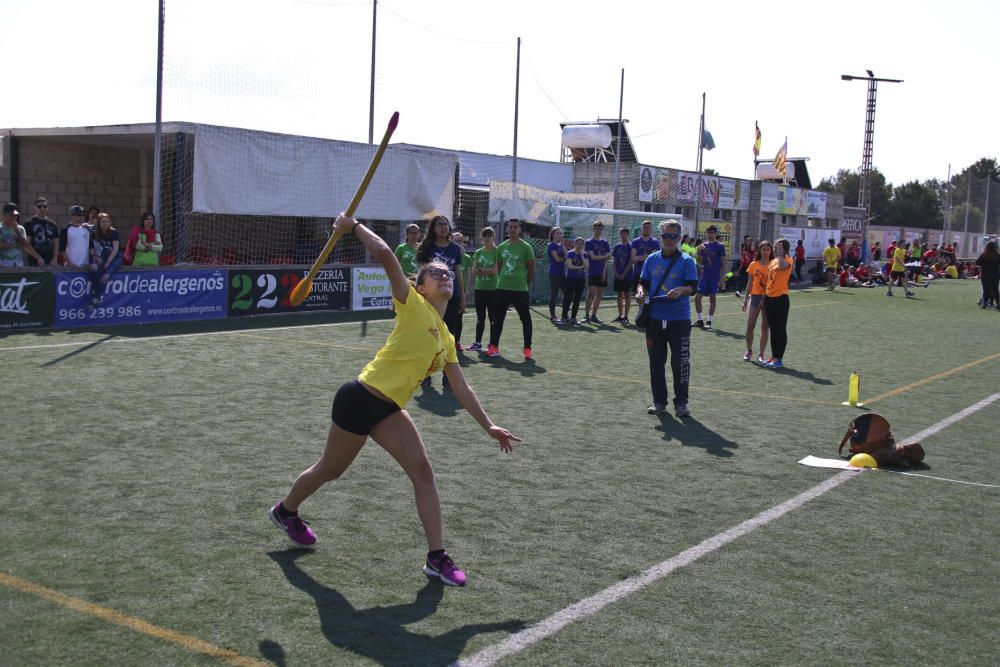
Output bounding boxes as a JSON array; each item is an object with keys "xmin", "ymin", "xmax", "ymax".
[{"xmin": 3, "ymin": 0, "xmax": 998, "ymax": 187}]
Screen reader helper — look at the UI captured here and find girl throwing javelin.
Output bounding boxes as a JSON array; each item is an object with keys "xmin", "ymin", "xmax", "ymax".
[{"xmin": 270, "ymin": 214, "xmax": 521, "ymax": 587}]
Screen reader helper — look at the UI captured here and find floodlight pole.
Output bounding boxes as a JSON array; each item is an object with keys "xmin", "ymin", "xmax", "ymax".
[
  {"xmin": 368, "ymin": 0, "xmax": 377, "ymax": 144},
  {"xmin": 840, "ymin": 71, "xmax": 902, "ymax": 239},
  {"xmin": 152, "ymin": 0, "xmax": 164, "ymax": 228}
]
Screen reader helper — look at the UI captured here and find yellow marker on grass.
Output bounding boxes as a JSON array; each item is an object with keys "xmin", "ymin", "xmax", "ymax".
[{"xmin": 841, "ymin": 370, "xmax": 864, "ymax": 407}]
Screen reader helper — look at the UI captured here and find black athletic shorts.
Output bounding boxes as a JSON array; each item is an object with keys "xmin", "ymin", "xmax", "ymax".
[
  {"xmin": 331, "ymin": 379, "xmax": 400, "ymax": 435},
  {"xmin": 613, "ymin": 278, "xmax": 632, "ymax": 292},
  {"xmin": 588, "ymin": 275, "xmax": 607, "ymax": 288}
]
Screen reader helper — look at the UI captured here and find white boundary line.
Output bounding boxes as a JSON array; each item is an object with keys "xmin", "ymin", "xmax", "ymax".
[
  {"xmin": 456, "ymin": 391, "xmax": 1000, "ymax": 667},
  {"xmin": 0, "ymin": 318, "xmax": 387, "ymax": 352}
]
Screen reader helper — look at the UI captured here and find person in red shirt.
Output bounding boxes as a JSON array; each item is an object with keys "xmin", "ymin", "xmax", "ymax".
[{"xmin": 793, "ymin": 239, "xmax": 806, "ymax": 283}]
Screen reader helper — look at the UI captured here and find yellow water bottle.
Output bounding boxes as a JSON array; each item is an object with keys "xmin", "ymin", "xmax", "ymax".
[{"xmin": 847, "ymin": 370, "xmax": 861, "ymax": 407}]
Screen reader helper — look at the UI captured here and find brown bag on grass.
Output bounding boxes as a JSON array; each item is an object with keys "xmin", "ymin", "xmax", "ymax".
[{"xmin": 839, "ymin": 413, "xmax": 925, "ymax": 468}]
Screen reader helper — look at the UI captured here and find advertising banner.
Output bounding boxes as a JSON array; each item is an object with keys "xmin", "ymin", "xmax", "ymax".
[
  {"xmin": 697, "ymin": 221, "xmax": 735, "ymax": 251},
  {"xmin": 780, "ymin": 226, "xmax": 840, "ymax": 259},
  {"xmin": 54, "ymin": 269, "xmax": 228, "ymax": 328},
  {"xmin": 760, "ymin": 183, "xmax": 779, "ymax": 212},
  {"xmin": 807, "ymin": 191, "xmax": 828, "ymax": 219},
  {"xmin": 718, "ymin": 178, "xmax": 750, "ymax": 211},
  {"xmin": 676, "ymin": 171, "xmax": 720, "ymax": 208},
  {"xmin": 776, "ymin": 186, "xmax": 808, "ymax": 216},
  {"xmin": 352, "ymin": 267, "xmax": 393, "ymax": 310},
  {"xmin": 228, "ymin": 267, "xmax": 349, "ymax": 317},
  {"xmin": 0, "ymin": 272, "xmax": 54, "ymax": 331}
]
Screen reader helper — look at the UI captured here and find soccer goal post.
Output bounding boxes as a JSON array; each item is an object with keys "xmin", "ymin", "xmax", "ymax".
[{"xmin": 553, "ymin": 206, "xmax": 688, "ymax": 240}]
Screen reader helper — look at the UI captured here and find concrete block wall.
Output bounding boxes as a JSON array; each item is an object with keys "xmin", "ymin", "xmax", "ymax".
[{"xmin": 14, "ymin": 138, "xmax": 153, "ymax": 236}]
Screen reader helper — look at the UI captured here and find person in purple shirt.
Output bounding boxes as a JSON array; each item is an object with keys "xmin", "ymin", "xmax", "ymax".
[
  {"xmin": 583, "ymin": 221, "xmax": 611, "ymax": 323},
  {"xmin": 630, "ymin": 219, "xmax": 661, "ymax": 293},
  {"xmin": 694, "ymin": 225, "xmax": 727, "ymax": 330},
  {"xmin": 546, "ymin": 226, "xmax": 567, "ymax": 323},
  {"xmin": 560, "ymin": 237, "xmax": 589, "ymax": 324},
  {"xmin": 611, "ymin": 227, "xmax": 633, "ymax": 324}
]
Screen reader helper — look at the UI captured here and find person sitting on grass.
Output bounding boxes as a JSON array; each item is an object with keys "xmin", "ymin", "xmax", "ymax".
[{"xmin": 269, "ymin": 213, "xmax": 521, "ymax": 588}]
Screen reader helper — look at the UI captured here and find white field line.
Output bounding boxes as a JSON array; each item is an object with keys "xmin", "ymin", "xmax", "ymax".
[
  {"xmin": 0, "ymin": 319, "xmax": 386, "ymax": 352},
  {"xmin": 456, "ymin": 391, "xmax": 1000, "ymax": 667}
]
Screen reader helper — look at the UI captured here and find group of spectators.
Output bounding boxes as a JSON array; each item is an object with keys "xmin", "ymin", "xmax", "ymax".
[{"xmin": 1, "ymin": 197, "xmax": 163, "ymax": 306}]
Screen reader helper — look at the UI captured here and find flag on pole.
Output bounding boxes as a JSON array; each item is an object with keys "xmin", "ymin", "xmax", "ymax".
[
  {"xmin": 753, "ymin": 122, "xmax": 762, "ymax": 157},
  {"xmin": 701, "ymin": 129, "xmax": 715, "ymax": 151},
  {"xmin": 773, "ymin": 138, "xmax": 788, "ymax": 177}
]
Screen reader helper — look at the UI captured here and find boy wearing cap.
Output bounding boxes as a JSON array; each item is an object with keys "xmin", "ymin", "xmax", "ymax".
[
  {"xmin": 61, "ymin": 205, "xmax": 93, "ymax": 268},
  {"xmin": 1, "ymin": 203, "xmax": 46, "ymax": 267},
  {"xmin": 24, "ymin": 197, "xmax": 60, "ymax": 267}
]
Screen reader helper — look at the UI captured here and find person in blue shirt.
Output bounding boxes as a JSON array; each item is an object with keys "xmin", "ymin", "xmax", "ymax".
[
  {"xmin": 546, "ymin": 226, "xmax": 567, "ymax": 323},
  {"xmin": 636, "ymin": 220, "xmax": 699, "ymax": 417},
  {"xmin": 693, "ymin": 225, "xmax": 727, "ymax": 330},
  {"xmin": 630, "ymin": 220, "xmax": 660, "ymax": 294},
  {"xmin": 560, "ymin": 237, "xmax": 589, "ymax": 324},
  {"xmin": 611, "ymin": 227, "xmax": 633, "ymax": 324},
  {"xmin": 583, "ymin": 221, "xmax": 611, "ymax": 323}
]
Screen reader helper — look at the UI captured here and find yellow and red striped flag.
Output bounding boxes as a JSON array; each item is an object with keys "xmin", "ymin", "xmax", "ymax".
[
  {"xmin": 753, "ymin": 122, "xmax": 762, "ymax": 157},
  {"xmin": 773, "ymin": 138, "xmax": 788, "ymax": 177}
]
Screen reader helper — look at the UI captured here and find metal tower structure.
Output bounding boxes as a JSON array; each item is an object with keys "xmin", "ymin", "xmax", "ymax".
[{"xmin": 841, "ymin": 70, "xmax": 902, "ymax": 216}]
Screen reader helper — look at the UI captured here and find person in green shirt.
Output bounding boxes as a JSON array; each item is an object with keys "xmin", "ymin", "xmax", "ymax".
[
  {"xmin": 394, "ymin": 223, "xmax": 421, "ymax": 276},
  {"xmin": 488, "ymin": 219, "xmax": 535, "ymax": 359},
  {"xmin": 681, "ymin": 234, "xmax": 697, "ymax": 261},
  {"xmin": 468, "ymin": 226, "xmax": 500, "ymax": 351}
]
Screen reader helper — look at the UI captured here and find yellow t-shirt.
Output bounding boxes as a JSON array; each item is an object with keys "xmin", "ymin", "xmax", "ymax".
[
  {"xmin": 823, "ymin": 246, "xmax": 840, "ymax": 268},
  {"xmin": 765, "ymin": 257, "xmax": 793, "ymax": 297},
  {"xmin": 892, "ymin": 247, "xmax": 908, "ymax": 272},
  {"xmin": 747, "ymin": 260, "xmax": 768, "ymax": 296},
  {"xmin": 358, "ymin": 285, "xmax": 458, "ymax": 408}
]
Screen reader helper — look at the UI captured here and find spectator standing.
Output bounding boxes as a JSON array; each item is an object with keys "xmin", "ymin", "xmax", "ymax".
[
  {"xmin": 636, "ymin": 220, "xmax": 699, "ymax": 417},
  {"xmin": 24, "ymin": 197, "xmax": 60, "ymax": 267},
  {"xmin": 871, "ymin": 241, "xmax": 882, "ymax": 267},
  {"xmin": 762, "ymin": 238, "xmax": 794, "ymax": 368},
  {"xmin": 1, "ymin": 203, "xmax": 46, "ymax": 267},
  {"xmin": 736, "ymin": 235, "xmax": 754, "ymax": 297},
  {"xmin": 62, "ymin": 206, "xmax": 92, "ymax": 268},
  {"xmin": 630, "ymin": 220, "xmax": 660, "ymax": 294},
  {"xmin": 975, "ymin": 241, "xmax": 1000, "ymax": 309},
  {"xmin": 680, "ymin": 234, "xmax": 697, "ymax": 259},
  {"xmin": 416, "ymin": 216, "xmax": 464, "ymax": 388},
  {"xmin": 488, "ymin": 219, "xmax": 535, "ymax": 359},
  {"xmin": 793, "ymin": 239, "xmax": 806, "ymax": 283},
  {"xmin": 89, "ymin": 212, "xmax": 121, "ymax": 305},
  {"xmin": 394, "ymin": 223, "xmax": 421, "ymax": 276},
  {"xmin": 741, "ymin": 240, "xmax": 772, "ymax": 363},
  {"xmin": 468, "ymin": 227, "xmax": 500, "ymax": 350},
  {"xmin": 823, "ymin": 238, "xmax": 840, "ymax": 290},
  {"xmin": 693, "ymin": 225, "xmax": 726, "ymax": 330},
  {"xmin": 546, "ymin": 226, "xmax": 566, "ymax": 322},
  {"xmin": 449, "ymin": 231, "xmax": 472, "ymax": 346},
  {"xmin": 130, "ymin": 212, "xmax": 163, "ymax": 266},
  {"xmin": 847, "ymin": 241, "xmax": 861, "ymax": 268},
  {"xmin": 611, "ymin": 227, "xmax": 633, "ymax": 324},
  {"xmin": 583, "ymin": 221, "xmax": 610, "ymax": 323},
  {"xmin": 560, "ymin": 237, "xmax": 588, "ymax": 324}
]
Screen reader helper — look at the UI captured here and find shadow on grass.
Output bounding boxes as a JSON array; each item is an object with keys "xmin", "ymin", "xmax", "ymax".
[
  {"xmin": 412, "ymin": 385, "xmax": 463, "ymax": 417},
  {"xmin": 41, "ymin": 334, "xmax": 116, "ymax": 366},
  {"xmin": 761, "ymin": 365, "xmax": 834, "ymax": 385},
  {"xmin": 265, "ymin": 549, "xmax": 525, "ymax": 666},
  {"xmin": 701, "ymin": 326, "xmax": 744, "ymax": 340},
  {"xmin": 481, "ymin": 356, "xmax": 547, "ymax": 377},
  {"xmin": 654, "ymin": 414, "xmax": 739, "ymax": 458}
]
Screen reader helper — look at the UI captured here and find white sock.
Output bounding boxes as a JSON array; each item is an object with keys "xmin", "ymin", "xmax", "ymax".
[{"xmin": 697, "ymin": 314, "xmax": 703, "ymax": 321}]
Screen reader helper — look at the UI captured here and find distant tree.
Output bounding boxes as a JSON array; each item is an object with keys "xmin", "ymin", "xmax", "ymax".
[
  {"xmin": 967, "ymin": 157, "xmax": 999, "ymax": 180},
  {"xmin": 817, "ymin": 168, "xmax": 893, "ymax": 222},
  {"xmin": 703, "ymin": 168, "xmax": 718, "ymax": 176},
  {"xmin": 887, "ymin": 181, "xmax": 943, "ymax": 229}
]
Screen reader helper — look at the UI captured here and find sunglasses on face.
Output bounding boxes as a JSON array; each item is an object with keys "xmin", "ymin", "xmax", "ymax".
[
  {"xmin": 661, "ymin": 233, "xmax": 680, "ymax": 240},
  {"xmin": 425, "ymin": 268, "xmax": 455, "ymax": 281}
]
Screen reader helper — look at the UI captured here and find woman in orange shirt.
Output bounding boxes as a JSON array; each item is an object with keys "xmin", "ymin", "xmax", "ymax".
[
  {"xmin": 741, "ymin": 240, "xmax": 772, "ymax": 363},
  {"xmin": 762, "ymin": 238, "xmax": 793, "ymax": 368}
]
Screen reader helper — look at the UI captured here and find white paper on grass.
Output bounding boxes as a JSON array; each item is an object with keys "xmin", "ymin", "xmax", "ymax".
[
  {"xmin": 192, "ymin": 125, "xmax": 456, "ymax": 220},
  {"xmin": 798, "ymin": 455, "xmax": 863, "ymax": 471}
]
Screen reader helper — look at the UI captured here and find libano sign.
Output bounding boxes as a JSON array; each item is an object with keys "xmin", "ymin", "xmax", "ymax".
[{"xmin": 0, "ymin": 272, "xmax": 55, "ymax": 330}]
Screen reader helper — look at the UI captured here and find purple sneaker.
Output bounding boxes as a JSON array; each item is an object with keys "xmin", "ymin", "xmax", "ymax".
[
  {"xmin": 422, "ymin": 552, "xmax": 467, "ymax": 587},
  {"xmin": 269, "ymin": 503, "xmax": 316, "ymax": 548}
]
